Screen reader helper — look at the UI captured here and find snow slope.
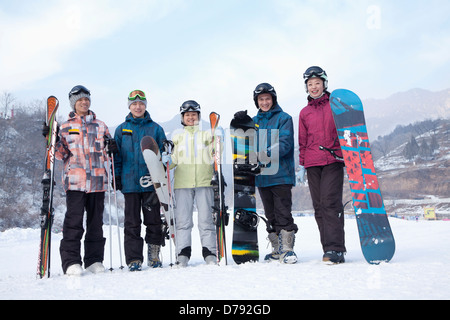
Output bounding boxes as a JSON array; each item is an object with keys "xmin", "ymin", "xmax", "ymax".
[{"xmin": 1, "ymin": 216, "xmax": 449, "ymax": 301}]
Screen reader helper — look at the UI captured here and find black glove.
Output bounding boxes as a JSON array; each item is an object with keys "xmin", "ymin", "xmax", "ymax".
[
  {"xmin": 104, "ymin": 136, "xmax": 118, "ymax": 155},
  {"xmin": 42, "ymin": 122, "xmax": 60, "ymax": 141},
  {"xmin": 42, "ymin": 122, "xmax": 49, "ymax": 137},
  {"xmin": 234, "ymin": 110, "xmax": 248, "ymax": 121}
]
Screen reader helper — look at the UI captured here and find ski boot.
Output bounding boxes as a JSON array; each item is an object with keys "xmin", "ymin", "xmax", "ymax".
[
  {"xmin": 148, "ymin": 244, "xmax": 163, "ymax": 268},
  {"xmin": 203, "ymin": 247, "xmax": 218, "ymax": 265},
  {"xmin": 279, "ymin": 230, "xmax": 297, "ymax": 264},
  {"xmin": 264, "ymin": 232, "xmax": 280, "ymax": 262},
  {"xmin": 323, "ymin": 251, "xmax": 345, "ymax": 264},
  {"xmin": 128, "ymin": 260, "xmax": 142, "ymax": 271}
]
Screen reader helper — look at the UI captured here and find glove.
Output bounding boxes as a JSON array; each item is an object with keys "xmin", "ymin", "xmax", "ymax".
[
  {"xmin": 161, "ymin": 152, "xmax": 172, "ymax": 166},
  {"xmin": 42, "ymin": 122, "xmax": 60, "ymax": 141},
  {"xmin": 234, "ymin": 110, "xmax": 248, "ymax": 121},
  {"xmin": 42, "ymin": 122, "xmax": 49, "ymax": 137},
  {"xmin": 104, "ymin": 136, "xmax": 118, "ymax": 155},
  {"xmin": 296, "ymin": 166, "xmax": 306, "ymax": 184}
]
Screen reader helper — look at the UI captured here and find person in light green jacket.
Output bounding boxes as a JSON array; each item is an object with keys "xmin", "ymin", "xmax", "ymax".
[{"xmin": 165, "ymin": 100, "xmax": 216, "ymax": 267}]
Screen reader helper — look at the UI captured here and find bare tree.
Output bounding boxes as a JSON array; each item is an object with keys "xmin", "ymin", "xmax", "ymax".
[{"xmin": 0, "ymin": 91, "xmax": 16, "ymax": 119}]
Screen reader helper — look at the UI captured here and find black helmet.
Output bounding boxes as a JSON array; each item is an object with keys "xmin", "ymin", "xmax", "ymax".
[
  {"xmin": 180, "ymin": 100, "xmax": 201, "ymax": 125},
  {"xmin": 303, "ymin": 66, "xmax": 328, "ymax": 93},
  {"xmin": 253, "ymin": 83, "xmax": 277, "ymax": 108}
]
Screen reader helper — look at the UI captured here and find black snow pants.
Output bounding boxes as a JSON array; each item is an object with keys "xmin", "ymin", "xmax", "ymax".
[
  {"xmin": 123, "ymin": 192, "xmax": 164, "ymax": 265},
  {"xmin": 60, "ymin": 191, "xmax": 106, "ymax": 273},
  {"xmin": 307, "ymin": 162, "xmax": 346, "ymax": 252},
  {"xmin": 258, "ymin": 184, "xmax": 298, "ymax": 234}
]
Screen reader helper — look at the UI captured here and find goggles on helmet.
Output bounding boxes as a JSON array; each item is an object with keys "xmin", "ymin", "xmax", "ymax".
[
  {"xmin": 254, "ymin": 84, "xmax": 275, "ymax": 95},
  {"xmin": 180, "ymin": 100, "xmax": 201, "ymax": 113},
  {"xmin": 303, "ymin": 66, "xmax": 327, "ymax": 82}
]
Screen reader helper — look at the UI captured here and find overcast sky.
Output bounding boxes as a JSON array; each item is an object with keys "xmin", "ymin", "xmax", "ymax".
[{"xmin": 1, "ymin": 0, "xmax": 449, "ymax": 128}]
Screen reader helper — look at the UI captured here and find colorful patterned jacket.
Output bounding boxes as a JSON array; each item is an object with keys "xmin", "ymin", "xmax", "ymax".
[{"xmin": 55, "ymin": 110, "xmax": 110, "ymax": 193}]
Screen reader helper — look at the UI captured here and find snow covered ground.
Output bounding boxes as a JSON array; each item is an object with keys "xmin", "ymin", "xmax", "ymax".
[{"xmin": 1, "ymin": 216, "xmax": 449, "ymax": 301}]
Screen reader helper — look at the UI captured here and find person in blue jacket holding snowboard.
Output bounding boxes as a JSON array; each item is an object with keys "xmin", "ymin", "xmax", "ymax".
[
  {"xmin": 114, "ymin": 90, "xmax": 167, "ymax": 271},
  {"xmin": 251, "ymin": 82, "xmax": 298, "ymax": 264}
]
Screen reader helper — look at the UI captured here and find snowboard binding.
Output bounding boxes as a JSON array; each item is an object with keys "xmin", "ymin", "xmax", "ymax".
[{"xmin": 234, "ymin": 209, "xmax": 260, "ymax": 231}]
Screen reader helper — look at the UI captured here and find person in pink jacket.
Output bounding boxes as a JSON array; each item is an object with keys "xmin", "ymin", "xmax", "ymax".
[{"xmin": 298, "ymin": 66, "xmax": 346, "ymax": 264}]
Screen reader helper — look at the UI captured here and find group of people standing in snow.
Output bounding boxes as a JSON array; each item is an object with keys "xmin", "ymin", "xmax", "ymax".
[{"xmin": 48, "ymin": 65, "xmax": 347, "ymax": 276}]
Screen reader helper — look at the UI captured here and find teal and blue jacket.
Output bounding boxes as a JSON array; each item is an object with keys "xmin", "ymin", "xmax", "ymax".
[
  {"xmin": 253, "ymin": 104, "xmax": 295, "ymax": 188},
  {"xmin": 114, "ymin": 111, "xmax": 166, "ymax": 193}
]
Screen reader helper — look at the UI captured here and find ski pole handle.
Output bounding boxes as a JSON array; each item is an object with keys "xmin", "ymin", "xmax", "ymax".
[{"xmin": 163, "ymin": 139, "xmax": 174, "ymax": 154}]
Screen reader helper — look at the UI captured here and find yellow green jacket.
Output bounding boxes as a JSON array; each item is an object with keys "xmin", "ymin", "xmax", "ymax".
[{"xmin": 170, "ymin": 125, "xmax": 214, "ymax": 189}]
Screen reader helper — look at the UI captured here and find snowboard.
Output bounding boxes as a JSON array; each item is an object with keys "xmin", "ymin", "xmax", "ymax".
[
  {"xmin": 209, "ymin": 112, "xmax": 228, "ymax": 265},
  {"xmin": 37, "ymin": 96, "xmax": 59, "ymax": 278},
  {"xmin": 329, "ymin": 89, "xmax": 395, "ymax": 264},
  {"xmin": 140, "ymin": 136, "xmax": 176, "ymax": 248},
  {"xmin": 230, "ymin": 112, "xmax": 260, "ymax": 264}
]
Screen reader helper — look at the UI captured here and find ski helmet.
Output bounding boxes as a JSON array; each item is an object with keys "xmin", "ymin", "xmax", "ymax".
[
  {"xmin": 180, "ymin": 100, "xmax": 201, "ymax": 125},
  {"xmin": 303, "ymin": 66, "xmax": 328, "ymax": 93},
  {"xmin": 253, "ymin": 83, "xmax": 277, "ymax": 108}
]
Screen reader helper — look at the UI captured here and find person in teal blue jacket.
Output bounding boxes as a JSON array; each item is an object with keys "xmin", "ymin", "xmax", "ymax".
[
  {"xmin": 113, "ymin": 90, "xmax": 167, "ymax": 271},
  {"xmin": 252, "ymin": 83, "xmax": 298, "ymax": 264}
]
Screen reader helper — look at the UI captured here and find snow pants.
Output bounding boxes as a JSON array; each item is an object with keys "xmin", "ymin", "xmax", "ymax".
[
  {"xmin": 258, "ymin": 184, "xmax": 298, "ymax": 234},
  {"xmin": 123, "ymin": 192, "xmax": 164, "ymax": 265},
  {"xmin": 60, "ymin": 191, "xmax": 105, "ymax": 273},
  {"xmin": 307, "ymin": 162, "xmax": 346, "ymax": 252},
  {"xmin": 174, "ymin": 187, "xmax": 216, "ymax": 258}
]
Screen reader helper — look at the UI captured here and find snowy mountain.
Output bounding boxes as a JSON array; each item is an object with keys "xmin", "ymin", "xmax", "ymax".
[{"xmin": 364, "ymin": 88, "xmax": 450, "ymax": 138}]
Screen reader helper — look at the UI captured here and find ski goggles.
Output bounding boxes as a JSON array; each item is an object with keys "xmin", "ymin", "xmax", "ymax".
[
  {"xmin": 254, "ymin": 84, "xmax": 275, "ymax": 95},
  {"xmin": 303, "ymin": 66, "xmax": 327, "ymax": 81},
  {"xmin": 69, "ymin": 85, "xmax": 90, "ymax": 98},
  {"xmin": 180, "ymin": 100, "xmax": 201, "ymax": 113},
  {"xmin": 128, "ymin": 90, "xmax": 147, "ymax": 101}
]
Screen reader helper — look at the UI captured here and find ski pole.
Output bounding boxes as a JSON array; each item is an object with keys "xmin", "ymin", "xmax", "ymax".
[
  {"xmin": 106, "ymin": 156, "xmax": 113, "ymax": 272},
  {"xmin": 110, "ymin": 154, "xmax": 124, "ymax": 270}
]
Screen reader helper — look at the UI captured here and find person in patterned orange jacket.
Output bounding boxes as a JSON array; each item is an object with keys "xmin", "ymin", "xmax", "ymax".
[{"xmin": 55, "ymin": 85, "xmax": 112, "ymax": 276}]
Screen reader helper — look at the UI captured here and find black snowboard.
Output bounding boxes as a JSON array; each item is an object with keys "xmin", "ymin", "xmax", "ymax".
[{"xmin": 230, "ymin": 112, "xmax": 260, "ymax": 264}]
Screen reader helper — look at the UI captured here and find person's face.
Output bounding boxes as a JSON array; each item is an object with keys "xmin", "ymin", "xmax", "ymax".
[
  {"xmin": 257, "ymin": 93, "xmax": 273, "ymax": 112},
  {"xmin": 183, "ymin": 111, "xmax": 199, "ymax": 126},
  {"xmin": 307, "ymin": 77, "xmax": 325, "ymax": 98},
  {"xmin": 129, "ymin": 101, "xmax": 146, "ymax": 118},
  {"xmin": 74, "ymin": 97, "xmax": 90, "ymax": 116}
]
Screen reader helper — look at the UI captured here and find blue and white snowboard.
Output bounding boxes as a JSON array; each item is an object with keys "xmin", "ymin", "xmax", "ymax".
[{"xmin": 330, "ymin": 89, "xmax": 395, "ymax": 264}]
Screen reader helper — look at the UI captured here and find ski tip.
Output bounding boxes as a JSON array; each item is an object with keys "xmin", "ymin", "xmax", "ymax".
[
  {"xmin": 140, "ymin": 136, "xmax": 159, "ymax": 152},
  {"xmin": 47, "ymin": 96, "xmax": 59, "ymax": 107},
  {"xmin": 209, "ymin": 112, "xmax": 220, "ymax": 128}
]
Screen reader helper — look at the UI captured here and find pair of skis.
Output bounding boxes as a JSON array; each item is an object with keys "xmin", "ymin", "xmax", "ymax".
[
  {"xmin": 209, "ymin": 112, "xmax": 229, "ymax": 265},
  {"xmin": 36, "ymin": 96, "xmax": 59, "ymax": 279}
]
